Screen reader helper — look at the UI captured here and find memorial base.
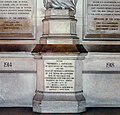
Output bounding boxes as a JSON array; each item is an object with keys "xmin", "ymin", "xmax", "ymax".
[
  {"xmin": 83, "ymin": 52, "xmax": 120, "ymax": 107},
  {"xmin": 32, "ymin": 45, "xmax": 86, "ymax": 113},
  {"xmin": 33, "ymin": 92, "xmax": 85, "ymax": 113}
]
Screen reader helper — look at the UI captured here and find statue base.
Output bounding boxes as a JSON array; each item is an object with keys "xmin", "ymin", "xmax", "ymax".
[
  {"xmin": 32, "ymin": 45, "xmax": 86, "ymax": 113},
  {"xmin": 40, "ymin": 9, "xmax": 79, "ymax": 44}
]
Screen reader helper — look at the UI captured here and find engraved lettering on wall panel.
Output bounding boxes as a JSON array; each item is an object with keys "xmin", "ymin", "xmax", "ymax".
[
  {"xmin": 85, "ymin": 0, "xmax": 120, "ymax": 38},
  {"xmin": 44, "ymin": 60, "xmax": 75, "ymax": 92},
  {"xmin": 0, "ymin": 0, "xmax": 36, "ymax": 39}
]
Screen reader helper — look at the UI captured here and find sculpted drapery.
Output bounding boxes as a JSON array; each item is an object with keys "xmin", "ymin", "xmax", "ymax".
[{"xmin": 43, "ymin": 0, "xmax": 78, "ymax": 13}]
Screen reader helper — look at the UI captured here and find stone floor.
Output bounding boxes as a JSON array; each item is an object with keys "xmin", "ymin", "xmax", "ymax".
[{"xmin": 0, "ymin": 108, "xmax": 120, "ymax": 115}]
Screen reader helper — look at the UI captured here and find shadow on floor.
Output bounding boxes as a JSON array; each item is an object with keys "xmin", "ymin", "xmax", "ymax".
[{"xmin": 0, "ymin": 107, "xmax": 120, "ymax": 115}]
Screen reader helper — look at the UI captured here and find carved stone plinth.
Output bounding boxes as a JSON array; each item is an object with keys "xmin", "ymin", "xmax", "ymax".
[
  {"xmin": 40, "ymin": 9, "xmax": 79, "ymax": 44},
  {"xmin": 32, "ymin": 45, "xmax": 86, "ymax": 113}
]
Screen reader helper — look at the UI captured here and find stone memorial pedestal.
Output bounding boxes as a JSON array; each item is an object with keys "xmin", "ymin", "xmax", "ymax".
[
  {"xmin": 40, "ymin": 9, "xmax": 79, "ymax": 44},
  {"xmin": 32, "ymin": 45, "xmax": 86, "ymax": 113},
  {"xmin": 83, "ymin": 52, "xmax": 120, "ymax": 107},
  {"xmin": 0, "ymin": 45, "xmax": 36, "ymax": 107}
]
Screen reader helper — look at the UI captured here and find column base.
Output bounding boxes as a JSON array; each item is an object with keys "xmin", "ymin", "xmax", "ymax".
[{"xmin": 33, "ymin": 92, "xmax": 86, "ymax": 113}]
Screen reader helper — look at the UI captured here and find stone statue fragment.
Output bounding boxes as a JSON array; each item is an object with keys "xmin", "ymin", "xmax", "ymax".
[{"xmin": 43, "ymin": 0, "xmax": 78, "ymax": 13}]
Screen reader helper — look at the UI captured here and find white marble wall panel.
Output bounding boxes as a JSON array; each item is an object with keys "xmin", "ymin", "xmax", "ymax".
[
  {"xmin": 0, "ymin": 52, "xmax": 36, "ymax": 107},
  {"xmin": 37, "ymin": 0, "xmax": 44, "ymax": 40},
  {"xmin": 83, "ymin": 73, "xmax": 120, "ymax": 107},
  {"xmin": 0, "ymin": 73, "xmax": 36, "ymax": 107},
  {"xmin": 76, "ymin": 0, "xmax": 83, "ymax": 42},
  {"xmin": 83, "ymin": 53, "xmax": 120, "ymax": 107}
]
